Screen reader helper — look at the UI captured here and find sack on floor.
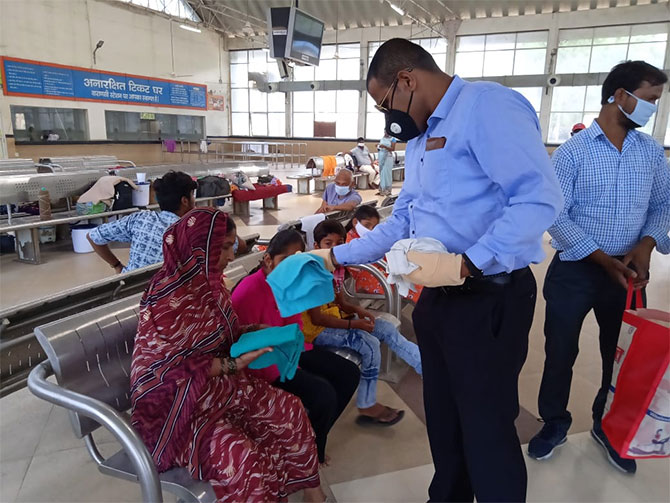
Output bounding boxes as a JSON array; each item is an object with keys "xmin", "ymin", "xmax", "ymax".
[{"xmin": 602, "ymin": 281, "xmax": 670, "ymax": 459}]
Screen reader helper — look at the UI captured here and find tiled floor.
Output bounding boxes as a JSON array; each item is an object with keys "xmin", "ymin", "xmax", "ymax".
[{"xmin": 1, "ymin": 174, "xmax": 669, "ymax": 502}]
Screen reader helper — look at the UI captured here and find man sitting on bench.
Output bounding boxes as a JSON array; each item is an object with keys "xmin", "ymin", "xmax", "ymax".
[
  {"xmin": 315, "ymin": 169, "xmax": 362, "ymax": 214},
  {"xmin": 88, "ymin": 171, "xmax": 196, "ymax": 273},
  {"xmin": 350, "ymin": 137, "xmax": 380, "ymax": 189}
]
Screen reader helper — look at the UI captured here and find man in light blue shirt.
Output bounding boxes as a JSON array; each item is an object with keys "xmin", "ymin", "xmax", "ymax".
[
  {"xmin": 529, "ymin": 61, "xmax": 670, "ymax": 473},
  {"xmin": 315, "ymin": 169, "xmax": 362, "ymax": 214},
  {"xmin": 323, "ymin": 39, "xmax": 563, "ymax": 502}
]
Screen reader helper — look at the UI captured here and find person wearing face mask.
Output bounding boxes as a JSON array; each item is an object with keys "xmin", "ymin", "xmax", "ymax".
[
  {"xmin": 310, "ymin": 38, "xmax": 563, "ymax": 503},
  {"xmin": 315, "ymin": 168, "xmax": 362, "ymax": 214},
  {"xmin": 350, "ymin": 137, "xmax": 380, "ymax": 189},
  {"xmin": 528, "ymin": 61, "xmax": 670, "ymax": 473}
]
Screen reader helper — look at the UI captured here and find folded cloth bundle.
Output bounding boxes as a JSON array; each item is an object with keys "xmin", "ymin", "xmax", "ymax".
[
  {"xmin": 230, "ymin": 324, "xmax": 304, "ymax": 382},
  {"xmin": 386, "ymin": 237, "xmax": 455, "ymax": 295},
  {"xmin": 267, "ymin": 253, "xmax": 334, "ymax": 317}
]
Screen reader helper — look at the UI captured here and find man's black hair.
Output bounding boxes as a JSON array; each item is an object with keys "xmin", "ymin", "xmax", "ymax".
[
  {"xmin": 601, "ymin": 60, "xmax": 668, "ymax": 105},
  {"xmin": 314, "ymin": 219, "xmax": 346, "ymax": 245},
  {"xmin": 357, "ymin": 136, "xmax": 365, "ymax": 142},
  {"xmin": 153, "ymin": 171, "xmax": 197, "ymax": 212},
  {"xmin": 367, "ymin": 38, "xmax": 441, "ymax": 88}
]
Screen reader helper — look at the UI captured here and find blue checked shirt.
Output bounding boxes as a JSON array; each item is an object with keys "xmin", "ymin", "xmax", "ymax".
[
  {"xmin": 88, "ymin": 210, "xmax": 179, "ymax": 272},
  {"xmin": 549, "ymin": 121, "xmax": 670, "ymax": 261},
  {"xmin": 333, "ymin": 76, "xmax": 564, "ymax": 274}
]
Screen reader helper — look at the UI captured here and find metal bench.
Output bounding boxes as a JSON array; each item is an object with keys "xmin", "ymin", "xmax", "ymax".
[
  {"xmin": 28, "ymin": 294, "xmax": 216, "ymax": 503},
  {"xmin": 392, "ymin": 166, "xmax": 405, "ymax": 181},
  {"xmin": 286, "ymin": 173, "xmax": 313, "ymax": 194},
  {"xmin": 354, "ymin": 172, "xmax": 369, "ymax": 190},
  {"xmin": 0, "ymin": 238, "xmax": 260, "ymax": 397},
  {"xmin": 1, "ymin": 195, "xmax": 230, "ymax": 264}
]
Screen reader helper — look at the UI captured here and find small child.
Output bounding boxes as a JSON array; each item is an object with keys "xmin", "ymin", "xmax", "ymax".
[
  {"xmin": 345, "ymin": 205, "xmax": 423, "ymax": 304},
  {"xmin": 303, "ymin": 220, "xmax": 422, "ymax": 426}
]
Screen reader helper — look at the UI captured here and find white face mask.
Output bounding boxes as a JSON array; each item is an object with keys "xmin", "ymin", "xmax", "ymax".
[
  {"xmin": 357, "ymin": 143, "xmax": 365, "ymax": 148},
  {"xmin": 334, "ymin": 184, "xmax": 351, "ymax": 196},
  {"xmin": 355, "ymin": 221, "xmax": 371, "ymax": 237}
]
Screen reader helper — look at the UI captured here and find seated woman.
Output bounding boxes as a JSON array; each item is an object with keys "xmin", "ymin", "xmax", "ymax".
[
  {"xmin": 231, "ymin": 229, "xmax": 360, "ymax": 465},
  {"xmin": 345, "ymin": 205, "xmax": 423, "ymax": 304},
  {"xmin": 130, "ymin": 208, "xmax": 324, "ymax": 503},
  {"xmin": 304, "ymin": 220, "xmax": 422, "ymax": 426}
]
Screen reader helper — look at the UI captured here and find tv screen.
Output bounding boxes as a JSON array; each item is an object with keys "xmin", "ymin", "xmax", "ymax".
[{"xmin": 285, "ymin": 8, "xmax": 324, "ymax": 66}]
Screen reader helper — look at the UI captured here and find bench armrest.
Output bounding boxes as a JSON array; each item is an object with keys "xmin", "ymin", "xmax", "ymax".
[
  {"xmin": 117, "ymin": 160, "xmax": 137, "ymax": 168},
  {"xmin": 343, "ymin": 263, "xmax": 397, "ymax": 316},
  {"xmin": 28, "ymin": 362, "xmax": 163, "ymax": 503}
]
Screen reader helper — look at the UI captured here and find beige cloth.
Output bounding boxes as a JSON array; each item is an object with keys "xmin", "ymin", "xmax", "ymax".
[
  {"xmin": 404, "ymin": 250, "xmax": 465, "ymax": 287},
  {"xmin": 78, "ymin": 175, "xmax": 138, "ymax": 206}
]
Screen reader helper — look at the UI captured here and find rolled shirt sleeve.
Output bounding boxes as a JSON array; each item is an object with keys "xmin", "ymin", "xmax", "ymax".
[
  {"xmin": 546, "ymin": 146, "xmax": 601, "ymax": 261},
  {"xmin": 641, "ymin": 149, "xmax": 670, "ymax": 254}
]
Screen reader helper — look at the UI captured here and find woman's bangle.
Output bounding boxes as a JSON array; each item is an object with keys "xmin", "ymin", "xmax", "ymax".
[
  {"xmin": 219, "ymin": 358, "xmax": 237, "ymax": 376},
  {"xmin": 111, "ymin": 260, "xmax": 122, "ymax": 269}
]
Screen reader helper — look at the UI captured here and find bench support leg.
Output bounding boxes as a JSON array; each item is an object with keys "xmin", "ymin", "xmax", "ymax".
[
  {"xmin": 297, "ymin": 178, "xmax": 311, "ymax": 194},
  {"xmin": 15, "ymin": 228, "xmax": 41, "ymax": 264},
  {"xmin": 263, "ymin": 196, "xmax": 279, "ymax": 210},
  {"xmin": 233, "ymin": 200, "xmax": 250, "ymax": 217}
]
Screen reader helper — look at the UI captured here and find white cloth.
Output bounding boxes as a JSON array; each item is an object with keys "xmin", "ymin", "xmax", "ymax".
[
  {"xmin": 386, "ymin": 238, "xmax": 448, "ymax": 296},
  {"xmin": 358, "ymin": 164, "xmax": 380, "ymax": 186},
  {"xmin": 200, "ymin": 140, "xmax": 208, "ymax": 154},
  {"xmin": 299, "ymin": 214, "xmax": 326, "ymax": 250},
  {"xmin": 78, "ymin": 175, "xmax": 138, "ymax": 206}
]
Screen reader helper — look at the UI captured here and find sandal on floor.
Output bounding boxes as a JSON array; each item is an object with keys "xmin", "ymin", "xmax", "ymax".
[{"xmin": 356, "ymin": 407, "xmax": 405, "ymax": 427}]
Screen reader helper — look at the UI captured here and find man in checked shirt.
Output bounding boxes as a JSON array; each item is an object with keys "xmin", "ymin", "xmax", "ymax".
[{"xmin": 529, "ymin": 61, "xmax": 670, "ymax": 474}]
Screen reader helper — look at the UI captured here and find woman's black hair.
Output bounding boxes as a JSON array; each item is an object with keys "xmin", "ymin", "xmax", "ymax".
[
  {"xmin": 314, "ymin": 220, "xmax": 346, "ymax": 245},
  {"xmin": 345, "ymin": 205, "xmax": 381, "ymax": 232},
  {"xmin": 240, "ymin": 229, "xmax": 306, "ymax": 281}
]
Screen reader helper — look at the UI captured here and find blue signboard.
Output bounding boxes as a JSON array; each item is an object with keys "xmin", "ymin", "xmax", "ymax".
[{"xmin": 1, "ymin": 57, "xmax": 207, "ymax": 110}]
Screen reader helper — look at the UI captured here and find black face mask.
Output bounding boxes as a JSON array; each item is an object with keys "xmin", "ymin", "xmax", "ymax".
[{"xmin": 385, "ymin": 83, "xmax": 422, "ymax": 142}]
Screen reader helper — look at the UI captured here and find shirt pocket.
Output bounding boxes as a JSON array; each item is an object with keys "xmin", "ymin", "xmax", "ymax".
[
  {"xmin": 421, "ymin": 147, "xmax": 451, "ymax": 198},
  {"xmin": 626, "ymin": 166, "xmax": 654, "ymax": 208},
  {"xmin": 574, "ymin": 163, "xmax": 611, "ymax": 206}
]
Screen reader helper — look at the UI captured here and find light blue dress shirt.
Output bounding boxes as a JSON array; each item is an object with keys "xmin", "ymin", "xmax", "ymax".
[
  {"xmin": 549, "ymin": 120, "xmax": 670, "ymax": 261},
  {"xmin": 333, "ymin": 75, "xmax": 564, "ymax": 275}
]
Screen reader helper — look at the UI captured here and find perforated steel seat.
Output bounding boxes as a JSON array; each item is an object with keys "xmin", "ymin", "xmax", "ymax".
[{"xmin": 28, "ymin": 294, "xmax": 216, "ymax": 503}]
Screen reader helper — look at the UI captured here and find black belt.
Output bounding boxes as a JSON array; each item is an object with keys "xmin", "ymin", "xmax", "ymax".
[{"xmin": 439, "ymin": 267, "xmax": 530, "ymax": 294}]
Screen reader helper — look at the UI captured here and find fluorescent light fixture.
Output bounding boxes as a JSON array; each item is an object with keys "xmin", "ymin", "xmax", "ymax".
[
  {"xmin": 179, "ymin": 24, "xmax": 201, "ymax": 33},
  {"xmin": 389, "ymin": 2, "xmax": 405, "ymax": 15}
]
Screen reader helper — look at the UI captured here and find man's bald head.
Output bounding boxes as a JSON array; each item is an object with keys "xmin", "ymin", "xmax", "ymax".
[{"xmin": 335, "ymin": 169, "xmax": 353, "ymax": 185}]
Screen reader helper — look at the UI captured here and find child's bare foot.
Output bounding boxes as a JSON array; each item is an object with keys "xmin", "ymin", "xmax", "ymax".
[{"xmin": 320, "ymin": 454, "xmax": 331, "ymax": 467}]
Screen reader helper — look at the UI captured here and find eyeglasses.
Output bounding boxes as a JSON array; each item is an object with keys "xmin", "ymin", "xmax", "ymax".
[{"xmin": 374, "ymin": 68, "xmax": 413, "ymax": 114}]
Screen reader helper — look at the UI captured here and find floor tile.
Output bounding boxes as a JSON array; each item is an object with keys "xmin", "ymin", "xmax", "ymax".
[
  {"xmin": 331, "ymin": 432, "xmax": 670, "ymax": 503},
  {"xmin": 35, "ymin": 406, "xmax": 117, "ymax": 456},
  {"xmin": 0, "ymin": 388, "xmax": 52, "ymax": 462},
  {"xmin": 0, "ymin": 458, "xmax": 31, "ymax": 503},
  {"xmin": 322, "ymin": 382, "xmax": 432, "ymax": 485},
  {"xmin": 15, "ymin": 445, "xmax": 176, "ymax": 503}
]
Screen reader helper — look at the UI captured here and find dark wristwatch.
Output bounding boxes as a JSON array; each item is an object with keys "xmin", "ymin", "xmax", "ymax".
[{"xmin": 463, "ymin": 253, "xmax": 483, "ymax": 279}]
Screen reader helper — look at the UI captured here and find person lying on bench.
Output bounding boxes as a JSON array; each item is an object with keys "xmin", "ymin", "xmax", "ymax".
[
  {"xmin": 88, "ymin": 171, "xmax": 196, "ymax": 273},
  {"xmin": 315, "ymin": 169, "xmax": 362, "ymax": 214},
  {"xmin": 303, "ymin": 220, "xmax": 422, "ymax": 426}
]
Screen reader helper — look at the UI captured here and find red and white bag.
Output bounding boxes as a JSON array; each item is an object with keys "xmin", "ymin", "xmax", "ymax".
[{"xmin": 602, "ymin": 282, "xmax": 670, "ymax": 459}]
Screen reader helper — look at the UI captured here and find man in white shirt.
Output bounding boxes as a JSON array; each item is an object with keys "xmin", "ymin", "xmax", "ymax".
[{"xmin": 350, "ymin": 137, "xmax": 380, "ymax": 189}]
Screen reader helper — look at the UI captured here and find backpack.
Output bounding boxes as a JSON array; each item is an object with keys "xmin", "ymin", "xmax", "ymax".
[
  {"xmin": 197, "ymin": 176, "xmax": 231, "ymax": 198},
  {"xmin": 112, "ymin": 181, "xmax": 134, "ymax": 210},
  {"xmin": 258, "ymin": 175, "xmax": 273, "ymax": 184}
]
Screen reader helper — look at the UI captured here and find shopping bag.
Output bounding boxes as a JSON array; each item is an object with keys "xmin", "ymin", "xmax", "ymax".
[{"xmin": 602, "ymin": 281, "xmax": 670, "ymax": 459}]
